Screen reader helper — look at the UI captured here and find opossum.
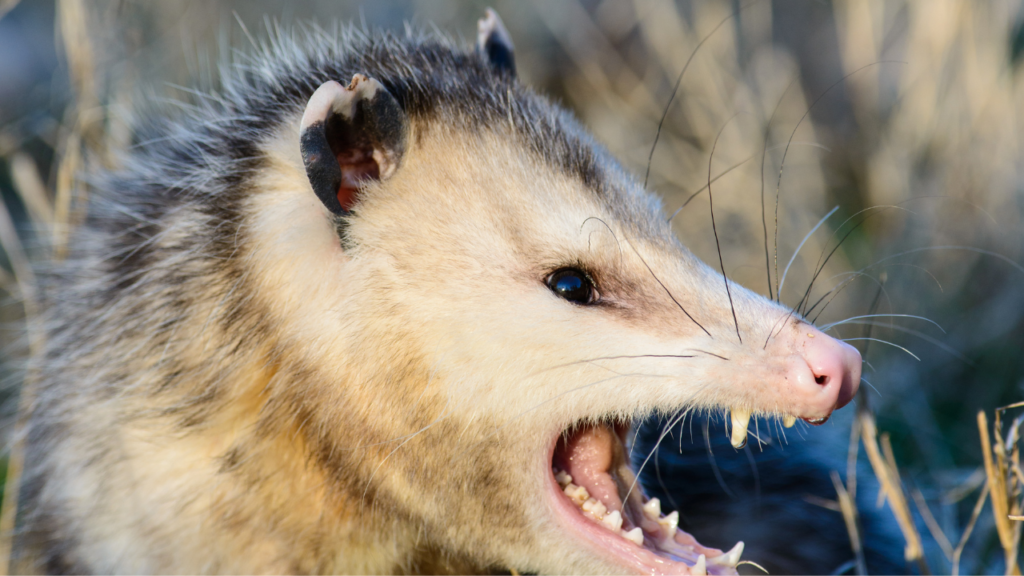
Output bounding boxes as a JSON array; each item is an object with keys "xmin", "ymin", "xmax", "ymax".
[{"xmin": 13, "ymin": 10, "xmax": 862, "ymax": 575}]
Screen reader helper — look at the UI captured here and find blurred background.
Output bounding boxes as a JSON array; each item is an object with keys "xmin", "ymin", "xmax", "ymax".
[{"xmin": 1, "ymin": 0, "xmax": 1024, "ymax": 574}]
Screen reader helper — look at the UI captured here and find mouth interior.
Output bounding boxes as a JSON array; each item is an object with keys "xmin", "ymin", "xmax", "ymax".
[{"xmin": 551, "ymin": 421, "xmax": 744, "ymax": 574}]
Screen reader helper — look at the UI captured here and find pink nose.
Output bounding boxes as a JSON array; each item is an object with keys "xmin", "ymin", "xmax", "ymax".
[{"xmin": 780, "ymin": 325, "xmax": 862, "ymax": 419}]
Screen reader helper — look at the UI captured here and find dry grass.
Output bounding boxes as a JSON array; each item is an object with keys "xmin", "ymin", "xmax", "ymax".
[
  {"xmin": 0, "ymin": 1, "xmax": 98, "ymax": 571},
  {"xmin": 980, "ymin": 404, "xmax": 1024, "ymax": 575}
]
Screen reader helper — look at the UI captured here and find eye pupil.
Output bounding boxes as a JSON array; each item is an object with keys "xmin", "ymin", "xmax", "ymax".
[{"xmin": 548, "ymin": 268, "xmax": 594, "ymax": 304}]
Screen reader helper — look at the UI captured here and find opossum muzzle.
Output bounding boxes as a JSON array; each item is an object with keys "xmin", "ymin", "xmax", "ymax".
[
  {"xmin": 549, "ymin": 421, "xmax": 743, "ymax": 575},
  {"xmin": 300, "ymin": 75, "xmax": 408, "ymax": 214}
]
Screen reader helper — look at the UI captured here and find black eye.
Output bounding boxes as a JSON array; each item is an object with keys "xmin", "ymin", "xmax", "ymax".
[{"xmin": 547, "ymin": 268, "xmax": 596, "ymax": 305}]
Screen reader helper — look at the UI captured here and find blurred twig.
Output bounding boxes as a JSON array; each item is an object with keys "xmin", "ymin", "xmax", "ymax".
[
  {"xmin": 0, "ymin": 1, "xmax": 100, "ymax": 572},
  {"xmin": 859, "ymin": 405, "xmax": 927, "ymax": 571},
  {"xmin": 981, "ymin": 406, "xmax": 1024, "ymax": 575},
  {"xmin": 911, "ymin": 487, "xmax": 954, "ymax": 562},
  {"xmin": 832, "ymin": 470, "xmax": 867, "ymax": 576},
  {"xmin": 953, "ymin": 482, "xmax": 991, "ymax": 576}
]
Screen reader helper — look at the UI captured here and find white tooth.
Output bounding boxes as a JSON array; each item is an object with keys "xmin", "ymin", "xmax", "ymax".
[
  {"xmin": 555, "ymin": 470, "xmax": 573, "ymax": 486},
  {"xmin": 582, "ymin": 498, "xmax": 607, "ymax": 519},
  {"xmin": 623, "ymin": 526, "xmax": 644, "ymax": 546},
  {"xmin": 564, "ymin": 483, "xmax": 589, "ymax": 505},
  {"xmin": 707, "ymin": 541, "xmax": 744, "ymax": 567},
  {"xmin": 658, "ymin": 510, "xmax": 678, "ymax": 540},
  {"xmin": 642, "ymin": 497, "xmax": 661, "ymax": 519},
  {"xmin": 602, "ymin": 510, "xmax": 623, "ymax": 531},
  {"xmin": 692, "ymin": 554, "xmax": 707, "ymax": 576},
  {"xmin": 783, "ymin": 415, "xmax": 796, "ymax": 428},
  {"xmin": 730, "ymin": 408, "xmax": 751, "ymax": 449}
]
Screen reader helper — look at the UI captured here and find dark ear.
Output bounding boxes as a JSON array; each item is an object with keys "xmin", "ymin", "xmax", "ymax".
[
  {"xmin": 477, "ymin": 8, "xmax": 516, "ymax": 76},
  {"xmin": 299, "ymin": 75, "xmax": 408, "ymax": 215}
]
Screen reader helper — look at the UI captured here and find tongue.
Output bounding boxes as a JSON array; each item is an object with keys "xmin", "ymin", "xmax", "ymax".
[{"xmin": 553, "ymin": 425, "xmax": 625, "ymax": 516}]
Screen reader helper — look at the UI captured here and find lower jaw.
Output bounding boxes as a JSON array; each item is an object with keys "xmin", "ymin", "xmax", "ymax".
[{"xmin": 543, "ymin": 422, "xmax": 743, "ymax": 575}]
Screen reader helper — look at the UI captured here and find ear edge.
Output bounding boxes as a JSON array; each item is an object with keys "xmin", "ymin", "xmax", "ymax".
[{"xmin": 477, "ymin": 8, "xmax": 516, "ymax": 77}]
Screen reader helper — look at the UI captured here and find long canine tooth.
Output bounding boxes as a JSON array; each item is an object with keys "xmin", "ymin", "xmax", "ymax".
[
  {"xmin": 707, "ymin": 541, "xmax": 745, "ymax": 567},
  {"xmin": 623, "ymin": 527, "xmax": 644, "ymax": 546},
  {"xmin": 783, "ymin": 414, "xmax": 796, "ymax": 428},
  {"xmin": 692, "ymin": 554, "xmax": 707, "ymax": 576},
  {"xmin": 730, "ymin": 408, "xmax": 751, "ymax": 449},
  {"xmin": 658, "ymin": 510, "xmax": 678, "ymax": 540},
  {"xmin": 602, "ymin": 510, "xmax": 623, "ymax": 531},
  {"xmin": 642, "ymin": 497, "xmax": 661, "ymax": 519}
]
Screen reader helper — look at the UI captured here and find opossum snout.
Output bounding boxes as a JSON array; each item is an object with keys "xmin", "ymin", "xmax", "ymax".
[{"xmin": 776, "ymin": 325, "xmax": 861, "ymax": 419}]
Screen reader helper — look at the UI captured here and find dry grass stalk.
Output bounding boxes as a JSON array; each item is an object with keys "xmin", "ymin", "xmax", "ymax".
[
  {"xmin": 0, "ymin": 1, "xmax": 100, "ymax": 572},
  {"xmin": 946, "ymin": 468, "xmax": 988, "ymax": 505},
  {"xmin": 980, "ymin": 406, "xmax": 1024, "ymax": 575},
  {"xmin": 9, "ymin": 153, "xmax": 54, "ymax": 227},
  {"xmin": 911, "ymin": 487, "xmax": 954, "ymax": 562},
  {"xmin": 51, "ymin": 131, "xmax": 80, "ymax": 262},
  {"xmin": 831, "ymin": 470, "xmax": 868, "ymax": 576},
  {"xmin": 0, "ymin": 191, "xmax": 38, "ymax": 575},
  {"xmin": 953, "ymin": 483, "xmax": 992, "ymax": 576},
  {"xmin": 858, "ymin": 406, "xmax": 926, "ymax": 567},
  {"xmin": 0, "ymin": 154, "xmax": 54, "ymax": 571}
]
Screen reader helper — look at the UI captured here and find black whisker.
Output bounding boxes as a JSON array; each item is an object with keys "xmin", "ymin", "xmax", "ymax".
[
  {"xmin": 808, "ymin": 248, "xmax": 961, "ymax": 324},
  {"xmin": 778, "ymin": 205, "xmax": 839, "ymax": 298},
  {"xmin": 667, "ymin": 156, "xmax": 754, "ymax": 223},
  {"xmin": 804, "ymin": 272, "xmax": 881, "ymax": 323},
  {"xmin": 867, "ymin": 245, "xmax": 1024, "ymax": 276},
  {"xmin": 763, "ymin": 307, "xmax": 799, "ymax": 350},
  {"xmin": 797, "ymin": 215, "xmax": 875, "ymax": 316},
  {"xmin": 708, "ymin": 115, "xmax": 742, "ymax": 343},
  {"xmin": 842, "ymin": 337, "xmax": 920, "ymax": 361},
  {"xmin": 820, "ymin": 313, "xmax": 944, "ymax": 334},
  {"xmin": 652, "ymin": 439, "xmax": 682, "ymax": 513},
  {"xmin": 837, "ymin": 320, "xmax": 972, "ymax": 365},
  {"xmin": 689, "ymin": 349, "xmax": 730, "ymax": 361},
  {"xmin": 760, "ymin": 75, "xmax": 800, "ymax": 300},
  {"xmin": 643, "ymin": 4, "xmax": 758, "ymax": 189},
  {"xmin": 764, "ymin": 205, "xmax": 897, "ymax": 347},
  {"xmin": 628, "ymin": 239, "xmax": 712, "ymax": 338},
  {"xmin": 813, "ymin": 244, "xmax": 1023, "ymax": 323},
  {"xmin": 743, "ymin": 443, "xmax": 762, "ymax": 511},
  {"xmin": 860, "ymin": 377, "xmax": 883, "ymax": 398},
  {"xmin": 704, "ymin": 417, "xmax": 737, "ymax": 499},
  {"xmin": 626, "ymin": 408, "xmax": 691, "ymax": 503},
  {"xmin": 624, "ymin": 384, "xmax": 715, "ymax": 503},
  {"xmin": 773, "ymin": 62, "xmax": 904, "ymax": 301},
  {"xmin": 795, "ymin": 205, "xmax": 912, "ymax": 319},
  {"xmin": 580, "ymin": 216, "xmax": 624, "ymax": 264},
  {"xmin": 530, "ymin": 354, "xmax": 700, "ymax": 376}
]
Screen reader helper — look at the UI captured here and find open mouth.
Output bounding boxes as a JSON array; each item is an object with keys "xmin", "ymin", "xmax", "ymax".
[{"xmin": 547, "ymin": 419, "xmax": 745, "ymax": 575}]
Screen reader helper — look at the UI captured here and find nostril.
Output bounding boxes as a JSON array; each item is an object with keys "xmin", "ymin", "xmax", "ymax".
[{"xmin": 815, "ymin": 375, "xmax": 828, "ymax": 385}]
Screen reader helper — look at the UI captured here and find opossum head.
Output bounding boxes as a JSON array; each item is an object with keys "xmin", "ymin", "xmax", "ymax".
[{"xmin": 246, "ymin": 12, "xmax": 860, "ymax": 575}]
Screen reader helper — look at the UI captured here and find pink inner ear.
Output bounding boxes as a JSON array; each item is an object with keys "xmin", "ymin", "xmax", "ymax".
[{"xmin": 336, "ymin": 149, "xmax": 380, "ymax": 212}]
